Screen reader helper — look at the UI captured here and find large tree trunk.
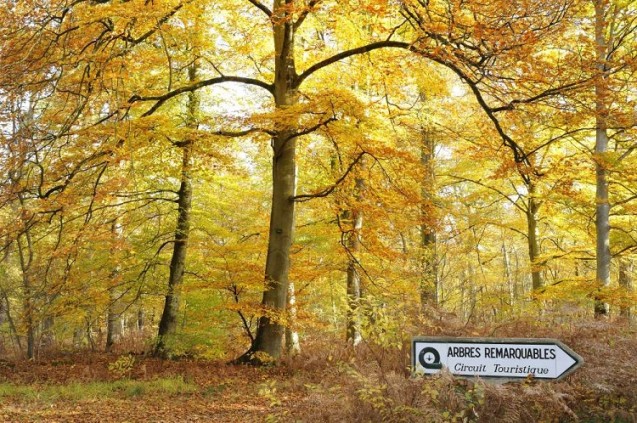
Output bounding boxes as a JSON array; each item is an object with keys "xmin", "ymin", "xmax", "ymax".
[
  {"xmin": 593, "ymin": 0, "xmax": 611, "ymax": 317},
  {"xmin": 250, "ymin": 130, "xmax": 296, "ymax": 360},
  {"xmin": 155, "ymin": 64, "xmax": 197, "ymax": 356},
  {"xmin": 243, "ymin": 0, "xmax": 299, "ymax": 363}
]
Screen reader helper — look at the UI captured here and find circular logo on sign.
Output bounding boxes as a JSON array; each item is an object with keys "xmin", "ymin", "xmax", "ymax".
[{"xmin": 418, "ymin": 347, "xmax": 443, "ymax": 369}]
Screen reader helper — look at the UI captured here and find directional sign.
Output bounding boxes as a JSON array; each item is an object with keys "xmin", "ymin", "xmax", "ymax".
[{"xmin": 412, "ymin": 337, "xmax": 583, "ymax": 381}]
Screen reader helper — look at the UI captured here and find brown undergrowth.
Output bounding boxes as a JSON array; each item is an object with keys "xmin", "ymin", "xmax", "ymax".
[{"xmin": 0, "ymin": 318, "xmax": 635, "ymax": 422}]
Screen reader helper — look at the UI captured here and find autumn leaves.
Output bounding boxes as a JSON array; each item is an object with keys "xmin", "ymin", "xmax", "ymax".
[{"xmin": 0, "ymin": 0, "xmax": 635, "ymax": 362}]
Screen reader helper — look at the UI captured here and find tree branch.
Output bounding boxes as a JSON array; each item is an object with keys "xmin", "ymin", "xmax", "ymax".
[
  {"xmin": 128, "ymin": 76, "xmax": 274, "ymax": 116},
  {"xmin": 229, "ymin": 284, "xmax": 255, "ymax": 344},
  {"xmin": 292, "ymin": 151, "xmax": 367, "ymax": 202},
  {"xmin": 490, "ymin": 79, "xmax": 591, "ymax": 113},
  {"xmin": 433, "ymin": 56, "xmax": 532, "ymax": 171},
  {"xmin": 247, "ymin": 0, "xmax": 272, "ymax": 18},
  {"xmin": 295, "ymin": 40, "xmax": 414, "ymax": 88},
  {"xmin": 284, "ymin": 116, "xmax": 337, "ymax": 142},
  {"xmin": 38, "ymin": 151, "xmax": 110, "ymax": 199},
  {"xmin": 213, "ymin": 127, "xmax": 276, "ymax": 137},
  {"xmin": 294, "ymin": 0, "xmax": 322, "ymax": 30},
  {"xmin": 122, "ymin": 3, "xmax": 185, "ymax": 46},
  {"xmin": 445, "ymin": 175, "xmax": 528, "ymax": 214}
]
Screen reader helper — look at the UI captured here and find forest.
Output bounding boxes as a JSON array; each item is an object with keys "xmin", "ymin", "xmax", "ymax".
[{"xmin": 0, "ymin": 0, "xmax": 636, "ymax": 421}]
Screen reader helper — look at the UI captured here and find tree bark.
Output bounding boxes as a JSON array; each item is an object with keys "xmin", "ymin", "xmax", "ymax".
[
  {"xmin": 1, "ymin": 289, "xmax": 22, "ymax": 354},
  {"xmin": 285, "ymin": 281, "xmax": 301, "ymax": 355},
  {"xmin": 502, "ymin": 241, "xmax": 514, "ymax": 309},
  {"xmin": 250, "ymin": 133, "xmax": 296, "ymax": 360},
  {"xmin": 250, "ymin": 127, "xmax": 297, "ymax": 360},
  {"xmin": 526, "ymin": 183, "xmax": 543, "ymax": 291},
  {"xmin": 420, "ymin": 129, "xmax": 438, "ymax": 312},
  {"xmin": 345, "ymin": 190, "xmax": 364, "ymax": 345},
  {"xmin": 242, "ymin": 0, "xmax": 299, "ymax": 363},
  {"xmin": 593, "ymin": 0, "xmax": 611, "ymax": 317},
  {"xmin": 619, "ymin": 258, "xmax": 632, "ymax": 320},
  {"xmin": 137, "ymin": 308, "xmax": 145, "ymax": 332},
  {"xmin": 106, "ymin": 220, "xmax": 123, "ymax": 352},
  {"xmin": 155, "ymin": 63, "xmax": 197, "ymax": 356},
  {"xmin": 16, "ymin": 212, "xmax": 35, "ymax": 360}
]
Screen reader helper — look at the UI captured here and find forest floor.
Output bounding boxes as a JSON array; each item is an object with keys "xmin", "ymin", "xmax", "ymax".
[{"xmin": 0, "ymin": 318, "xmax": 636, "ymax": 422}]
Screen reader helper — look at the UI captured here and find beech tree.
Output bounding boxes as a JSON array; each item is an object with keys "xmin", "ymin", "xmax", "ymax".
[
  {"xmin": 127, "ymin": 0, "xmax": 428, "ymax": 363},
  {"xmin": 586, "ymin": 0, "xmax": 637, "ymax": 316}
]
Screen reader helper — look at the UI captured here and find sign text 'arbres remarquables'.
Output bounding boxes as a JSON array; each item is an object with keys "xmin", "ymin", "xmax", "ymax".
[{"xmin": 412, "ymin": 337, "xmax": 583, "ymax": 381}]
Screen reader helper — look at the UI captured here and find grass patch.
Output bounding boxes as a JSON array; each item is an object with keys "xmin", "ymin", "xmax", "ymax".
[
  {"xmin": 203, "ymin": 382, "xmax": 228, "ymax": 397},
  {"xmin": 0, "ymin": 377, "xmax": 198, "ymax": 402}
]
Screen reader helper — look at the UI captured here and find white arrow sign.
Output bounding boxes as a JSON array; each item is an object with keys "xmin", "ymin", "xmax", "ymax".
[{"xmin": 413, "ymin": 337, "xmax": 583, "ymax": 381}]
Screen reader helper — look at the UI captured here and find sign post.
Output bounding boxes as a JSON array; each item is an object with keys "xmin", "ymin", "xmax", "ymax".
[{"xmin": 412, "ymin": 337, "xmax": 583, "ymax": 381}]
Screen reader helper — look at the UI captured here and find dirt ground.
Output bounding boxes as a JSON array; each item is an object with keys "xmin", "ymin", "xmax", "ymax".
[{"xmin": 0, "ymin": 355, "xmax": 291, "ymax": 422}]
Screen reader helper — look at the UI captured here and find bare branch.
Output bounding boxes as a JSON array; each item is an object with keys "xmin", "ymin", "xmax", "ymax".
[
  {"xmin": 445, "ymin": 175, "xmax": 528, "ymax": 214},
  {"xmin": 229, "ymin": 284, "xmax": 255, "ymax": 343},
  {"xmin": 38, "ymin": 151, "xmax": 110, "ymax": 199},
  {"xmin": 490, "ymin": 79, "xmax": 591, "ymax": 113},
  {"xmin": 293, "ymin": 151, "xmax": 367, "ymax": 202},
  {"xmin": 284, "ymin": 116, "xmax": 337, "ymax": 142},
  {"xmin": 122, "ymin": 3, "xmax": 185, "ymax": 46}
]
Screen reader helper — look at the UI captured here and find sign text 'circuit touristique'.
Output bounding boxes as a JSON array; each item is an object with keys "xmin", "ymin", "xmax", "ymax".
[{"xmin": 412, "ymin": 337, "xmax": 583, "ymax": 381}]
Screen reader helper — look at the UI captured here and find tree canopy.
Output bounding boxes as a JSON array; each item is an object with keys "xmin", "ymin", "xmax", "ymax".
[{"xmin": 0, "ymin": 0, "xmax": 636, "ymax": 362}]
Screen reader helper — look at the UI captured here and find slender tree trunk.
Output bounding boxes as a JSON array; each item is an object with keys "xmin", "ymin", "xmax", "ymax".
[
  {"xmin": 460, "ymin": 267, "xmax": 468, "ymax": 322},
  {"xmin": 245, "ymin": 0, "xmax": 298, "ymax": 362},
  {"xmin": 593, "ymin": 0, "xmax": 611, "ymax": 317},
  {"xmin": 619, "ymin": 258, "xmax": 632, "ymax": 320},
  {"xmin": 85, "ymin": 318, "xmax": 96, "ymax": 351},
  {"xmin": 16, "ymin": 224, "xmax": 35, "ymax": 360},
  {"xmin": 40, "ymin": 316, "xmax": 54, "ymax": 350},
  {"xmin": 155, "ymin": 64, "xmax": 197, "ymax": 356},
  {"xmin": 106, "ymin": 221, "xmax": 123, "ymax": 352},
  {"xmin": 2, "ymin": 290, "xmax": 23, "ymax": 355},
  {"xmin": 105, "ymin": 299, "xmax": 123, "ymax": 352},
  {"xmin": 526, "ymin": 183, "xmax": 543, "ymax": 291},
  {"xmin": 285, "ymin": 282, "xmax": 301, "ymax": 355},
  {"xmin": 513, "ymin": 248, "xmax": 524, "ymax": 299},
  {"xmin": 502, "ymin": 241, "xmax": 514, "ymax": 308},
  {"xmin": 1, "ymin": 247, "xmax": 23, "ymax": 354},
  {"xmin": 465, "ymin": 265, "xmax": 478, "ymax": 324},
  {"xmin": 0, "ymin": 292, "xmax": 4, "ymax": 329},
  {"xmin": 137, "ymin": 308, "xmax": 145, "ymax": 332},
  {"xmin": 420, "ymin": 129, "xmax": 438, "ymax": 312},
  {"xmin": 155, "ymin": 138, "xmax": 193, "ymax": 352},
  {"xmin": 345, "ymin": 187, "xmax": 364, "ymax": 345},
  {"xmin": 21, "ymin": 274, "xmax": 35, "ymax": 358}
]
